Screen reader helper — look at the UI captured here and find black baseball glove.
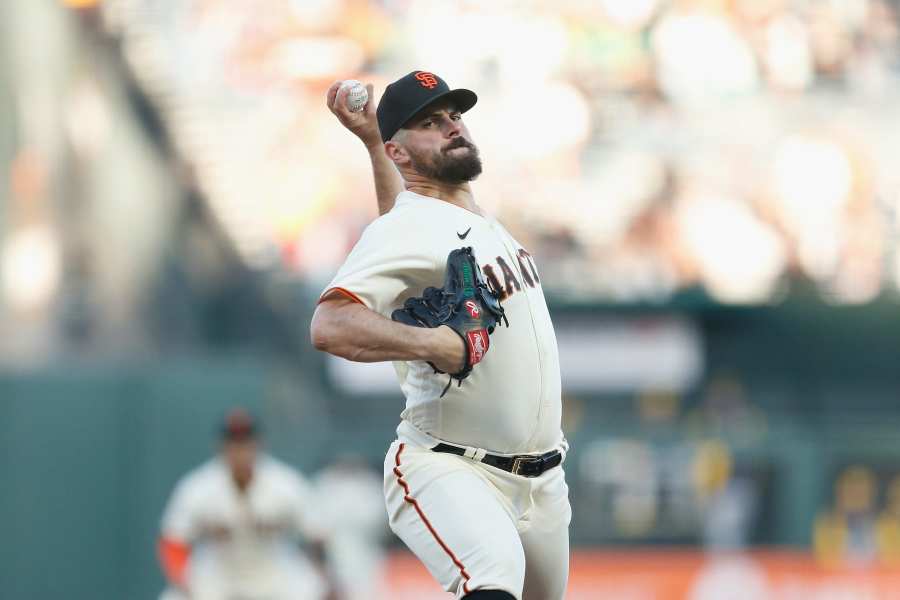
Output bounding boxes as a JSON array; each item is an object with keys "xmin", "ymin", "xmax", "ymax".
[{"xmin": 392, "ymin": 247, "xmax": 508, "ymax": 396}]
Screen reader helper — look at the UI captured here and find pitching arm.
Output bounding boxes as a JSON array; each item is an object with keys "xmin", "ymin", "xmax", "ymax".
[
  {"xmin": 326, "ymin": 81, "xmax": 404, "ymax": 216},
  {"xmin": 310, "ymin": 295, "xmax": 464, "ymax": 374}
]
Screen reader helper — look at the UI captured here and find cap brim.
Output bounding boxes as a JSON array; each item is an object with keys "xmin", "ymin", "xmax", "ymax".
[{"xmin": 397, "ymin": 88, "xmax": 478, "ymax": 132}]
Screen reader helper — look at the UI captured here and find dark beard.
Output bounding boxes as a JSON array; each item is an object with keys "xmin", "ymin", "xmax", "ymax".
[{"xmin": 409, "ymin": 139, "xmax": 483, "ymax": 184}]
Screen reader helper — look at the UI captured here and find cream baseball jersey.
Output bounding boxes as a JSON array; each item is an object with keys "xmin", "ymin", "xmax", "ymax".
[
  {"xmin": 321, "ymin": 191, "xmax": 563, "ymax": 455},
  {"xmin": 160, "ymin": 456, "xmax": 321, "ymax": 590}
]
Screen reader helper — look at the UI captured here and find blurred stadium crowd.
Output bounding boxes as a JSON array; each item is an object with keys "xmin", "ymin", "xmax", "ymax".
[
  {"xmin": 4, "ymin": 0, "xmax": 900, "ymax": 352},
  {"xmin": 104, "ymin": 0, "xmax": 900, "ymax": 304}
]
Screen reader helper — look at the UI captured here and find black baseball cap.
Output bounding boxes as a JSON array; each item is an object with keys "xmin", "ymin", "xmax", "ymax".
[
  {"xmin": 220, "ymin": 408, "xmax": 259, "ymax": 440},
  {"xmin": 377, "ymin": 71, "xmax": 478, "ymax": 142}
]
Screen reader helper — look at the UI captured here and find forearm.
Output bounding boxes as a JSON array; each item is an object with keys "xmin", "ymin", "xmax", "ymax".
[
  {"xmin": 311, "ymin": 299, "xmax": 432, "ymax": 363},
  {"xmin": 365, "ymin": 141, "xmax": 404, "ymax": 216}
]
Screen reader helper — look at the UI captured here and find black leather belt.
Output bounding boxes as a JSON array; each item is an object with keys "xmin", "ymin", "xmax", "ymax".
[{"xmin": 432, "ymin": 443, "xmax": 562, "ymax": 478}]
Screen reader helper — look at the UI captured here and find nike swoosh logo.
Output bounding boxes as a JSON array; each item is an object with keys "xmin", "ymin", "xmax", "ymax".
[{"xmin": 457, "ymin": 227, "xmax": 471, "ymax": 240}]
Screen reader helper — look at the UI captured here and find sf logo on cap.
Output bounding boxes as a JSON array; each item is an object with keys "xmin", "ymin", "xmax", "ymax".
[{"xmin": 415, "ymin": 72, "xmax": 438, "ymax": 89}]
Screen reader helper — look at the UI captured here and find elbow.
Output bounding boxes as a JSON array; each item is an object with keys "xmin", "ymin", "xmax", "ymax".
[
  {"xmin": 310, "ymin": 330, "xmax": 330, "ymax": 353},
  {"xmin": 310, "ymin": 305, "xmax": 341, "ymax": 354},
  {"xmin": 309, "ymin": 313, "xmax": 332, "ymax": 353}
]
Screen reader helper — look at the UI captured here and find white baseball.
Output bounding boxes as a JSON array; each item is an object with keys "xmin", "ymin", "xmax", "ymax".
[{"xmin": 340, "ymin": 79, "xmax": 368, "ymax": 113}]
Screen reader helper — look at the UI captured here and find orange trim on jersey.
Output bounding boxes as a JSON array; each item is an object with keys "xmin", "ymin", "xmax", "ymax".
[
  {"xmin": 158, "ymin": 536, "xmax": 190, "ymax": 588},
  {"xmin": 393, "ymin": 443, "xmax": 472, "ymax": 595},
  {"xmin": 319, "ymin": 286, "xmax": 366, "ymax": 306}
]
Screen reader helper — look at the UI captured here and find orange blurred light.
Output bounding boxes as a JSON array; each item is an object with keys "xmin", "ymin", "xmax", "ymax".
[{"xmin": 61, "ymin": 0, "xmax": 100, "ymax": 8}]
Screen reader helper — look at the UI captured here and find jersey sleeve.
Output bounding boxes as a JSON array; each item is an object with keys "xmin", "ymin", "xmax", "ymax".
[
  {"xmin": 160, "ymin": 475, "xmax": 202, "ymax": 543},
  {"xmin": 286, "ymin": 469, "xmax": 325, "ymax": 540},
  {"xmin": 320, "ymin": 215, "xmax": 439, "ymax": 317}
]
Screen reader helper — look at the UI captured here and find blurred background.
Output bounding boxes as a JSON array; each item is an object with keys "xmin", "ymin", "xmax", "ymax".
[{"xmin": 2, "ymin": 0, "xmax": 900, "ymax": 598}]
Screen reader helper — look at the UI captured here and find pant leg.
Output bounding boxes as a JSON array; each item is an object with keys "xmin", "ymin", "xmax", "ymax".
[
  {"xmin": 519, "ymin": 465, "xmax": 572, "ymax": 600},
  {"xmin": 384, "ymin": 441, "xmax": 527, "ymax": 599}
]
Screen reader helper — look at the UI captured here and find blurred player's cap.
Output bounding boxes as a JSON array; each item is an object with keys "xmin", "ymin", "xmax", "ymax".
[
  {"xmin": 377, "ymin": 70, "xmax": 477, "ymax": 142},
  {"xmin": 220, "ymin": 408, "xmax": 259, "ymax": 440}
]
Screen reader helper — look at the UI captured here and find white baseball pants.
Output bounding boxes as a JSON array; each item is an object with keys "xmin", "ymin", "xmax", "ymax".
[{"xmin": 383, "ymin": 439, "xmax": 571, "ymax": 600}]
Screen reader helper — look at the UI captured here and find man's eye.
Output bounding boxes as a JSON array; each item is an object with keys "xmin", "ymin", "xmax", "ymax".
[
  {"xmin": 451, "ymin": 114, "xmax": 461, "ymax": 121},
  {"xmin": 422, "ymin": 121, "xmax": 433, "ymax": 128}
]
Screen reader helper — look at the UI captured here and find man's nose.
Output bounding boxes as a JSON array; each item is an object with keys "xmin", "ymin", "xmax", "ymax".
[{"xmin": 443, "ymin": 117, "xmax": 461, "ymax": 137}]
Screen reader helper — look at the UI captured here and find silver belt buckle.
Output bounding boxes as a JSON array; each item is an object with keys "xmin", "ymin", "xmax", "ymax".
[{"xmin": 511, "ymin": 455, "xmax": 540, "ymax": 476}]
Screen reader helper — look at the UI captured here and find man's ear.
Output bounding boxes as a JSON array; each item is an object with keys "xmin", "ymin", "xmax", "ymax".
[{"xmin": 384, "ymin": 140, "xmax": 409, "ymax": 165}]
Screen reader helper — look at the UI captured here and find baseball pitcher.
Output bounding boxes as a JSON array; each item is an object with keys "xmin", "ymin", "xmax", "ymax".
[{"xmin": 312, "ymin": 71, "xmax": 571, "ymax": 600}]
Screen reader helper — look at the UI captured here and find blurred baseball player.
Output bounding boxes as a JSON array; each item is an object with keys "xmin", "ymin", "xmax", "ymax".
[
  {"xmin": 157, "ymin": 409, "xmax": 327, "ymax": 600},
  {"xmin": 312, "ymin": 71, "xmax": 571, "ymax": 600},
  {"xmin": 314, "ymin": 454, "xmax": 389, "ymax": 600}
]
